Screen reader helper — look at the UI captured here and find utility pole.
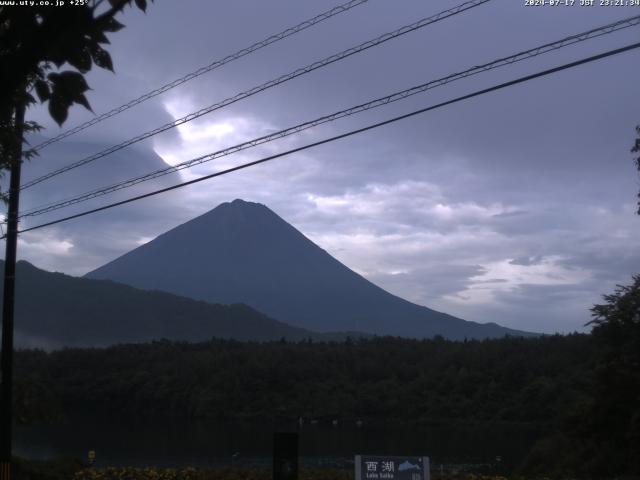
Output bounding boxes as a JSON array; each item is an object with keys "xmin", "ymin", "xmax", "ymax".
[{"xmin": 0, "ymin": 101, "xmax": 25, "ymax": 480}]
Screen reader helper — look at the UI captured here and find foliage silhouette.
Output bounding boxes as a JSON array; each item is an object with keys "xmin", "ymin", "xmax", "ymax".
[{"xmin": 0, "ymin": 0, "xmax": 152, "ymax": 173}]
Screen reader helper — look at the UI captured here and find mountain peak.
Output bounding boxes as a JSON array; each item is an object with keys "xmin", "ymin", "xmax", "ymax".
[
  {"xmin": 226, "ymin": 198, "xmax": 263, "ymax": 208},
  {"xmin": 86, "ymin": 200, "xmax": 534, "ymax": 339},
  {"xmin": 232, "ymin": 198, "xmax": 255, "ymax": 205},
  {"xmin": 197, "ymin": 199, "xmax": 275, "ymax": 224},
  {"xmin": 174, "ymin": 199, "xmax": 291, "ymax": 245}
]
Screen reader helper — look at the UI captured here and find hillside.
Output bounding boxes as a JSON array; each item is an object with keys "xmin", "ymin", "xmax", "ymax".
[{"xmin": 1, "ymin": 260, "xmax": 324, "ymax": 348}]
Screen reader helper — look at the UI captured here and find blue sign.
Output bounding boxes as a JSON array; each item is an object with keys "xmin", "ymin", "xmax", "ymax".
[{"xmin": 355, "ymin": 456, "xmax": 430, "ymax": 480}]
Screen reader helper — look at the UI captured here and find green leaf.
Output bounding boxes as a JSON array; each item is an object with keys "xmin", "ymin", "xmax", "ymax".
[
  {"xmin": 24, "ymin": 121, "xmax": 43, "ymax": 133},
  {"xmin": 67, "ymin": 47, "xmax": 92, "ymax": 74},
  {"xmin": 34, "ymin": 80, "xmax": 51, "ymax": 102},
  {"xmin": 103, "ymin": 17, "xmax": 125, "ymax": 33},
  {"xmin": 76, "ymin": 93, "xmax": 93, "ymax": 112},
  {"xmin": 47, "ymin": 71, "xmax": 93, "ymax": 120},
  {"xmin": 24, "ymin": 92, "xmax": 36, "ymax": 106},
  {"xmin": 90, "ymin": 44, "xmax": 114, "ymax": 72},
  {"xmin": 48, "ymin": 71, "xmax": 90, "ymax": 95},
  {"xmin": 107, "ymin": 0, "xmax": 131, "ymax": 8},
  {"xmin": 48, "ymin": 97, "xmax": 69, "ymax": 126},
  {"xmin": 91, "ymin": 29, "xmax": 111, "ymax": 45},
  {"xmin": 134, "ymin": 0, "xmax": 147, "ymax": 12},
  {"xmin": 48, "ymin": 47, "xmax": 66, "ymax": 68}
]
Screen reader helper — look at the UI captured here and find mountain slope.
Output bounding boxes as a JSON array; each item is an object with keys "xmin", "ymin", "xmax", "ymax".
[
  {"xmin": 86, "ymin": 199, "xmax": 534, "ymax": 339},
  {"xmin": 1, "ymin": 260, "xmax": 322, "ymax": 348}
]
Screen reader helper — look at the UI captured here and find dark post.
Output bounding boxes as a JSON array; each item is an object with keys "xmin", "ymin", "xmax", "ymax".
[
  {"xmin": 273, "ymin": 432, "xmax": 298, "ymax": 480},
  {"xmin": 0, "ymin": 102, "xmax": 25, "ymax": 480}
]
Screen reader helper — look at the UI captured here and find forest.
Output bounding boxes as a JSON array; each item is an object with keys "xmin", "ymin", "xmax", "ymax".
[
  {"xmin": 13, "ymin": 334, "xmax": 591, "ymax": 425},
  {"xmin": 11, "ymin": 331, "xmax": 638, "ymax": 476},
  {"xmin": 9, "ymin": 275, "xmax": 640, "ymax": 478}
]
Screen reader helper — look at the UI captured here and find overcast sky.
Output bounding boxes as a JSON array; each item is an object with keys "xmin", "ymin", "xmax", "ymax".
[{"xmin": 5, "ymin": 0, "xmax": 640, "ymax": 334}]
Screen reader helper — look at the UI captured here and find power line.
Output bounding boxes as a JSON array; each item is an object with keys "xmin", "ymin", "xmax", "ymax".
[
  {"xmin": 19, "ymin": 14, "xmax": 640, "ymax": 217},
  {"xmin": 29, "ymin": 0, "xmax": 370, "ymax": 152},
  {"xmin": 21, "ymin": 0, "xmax": 491, "ymax": 191},
  {"xmin": 18, "ymin": 14, "xmax": 640, "ymax": 219},
  {"xmin": 10, "ymin": 41, "xmax": 640, "ymax": 239}
]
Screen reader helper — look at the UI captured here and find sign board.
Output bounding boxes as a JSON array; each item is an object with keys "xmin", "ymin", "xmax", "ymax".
[{"xmin": 355, "ymin": 456, "xmax": 430, "ymax": 480}]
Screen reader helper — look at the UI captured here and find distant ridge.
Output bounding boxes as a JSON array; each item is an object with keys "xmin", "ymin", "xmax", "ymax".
[
  {"xmin": 1, "ymin": 260, "xmax": 356, "ymax": 349},
  {"xmin": 86, "ymin": 199, "xmax": 535, "ymax": 339}
]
